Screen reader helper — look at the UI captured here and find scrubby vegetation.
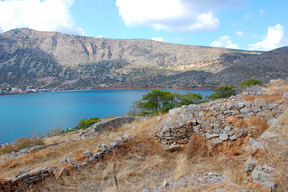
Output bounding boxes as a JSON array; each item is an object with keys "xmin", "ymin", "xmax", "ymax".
[
  {"xmin": 239, "ymin": 78, "xmax": 264, "ymax": 88},
  {"xmin": 61, "ymin": 117, "xmax": 101, "ymax": 134},
  {"xmin": 208, "ymin": 85, "xmax": 236, "ymax": 100}
]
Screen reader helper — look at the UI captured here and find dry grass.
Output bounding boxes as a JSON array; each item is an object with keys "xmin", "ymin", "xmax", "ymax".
[
  {"xmin": 276, "ymin": 109, "xmax": 288, "ymax": 138},
  {"xmin": 0, "ymin": 116, "xmax": 162, "ymax": 178},
  {"xmin": 0, "ymin": 138, "xmax": 45, "ymax": 156},
  {"xmin": 242, "ymin": 93, "xmax": 283, "ymax": 103}
]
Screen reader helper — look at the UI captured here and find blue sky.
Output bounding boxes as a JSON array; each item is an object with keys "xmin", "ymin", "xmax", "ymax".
[{"xmin": 0, "ymin": 0, "xmax": 287, "ymax": 51}]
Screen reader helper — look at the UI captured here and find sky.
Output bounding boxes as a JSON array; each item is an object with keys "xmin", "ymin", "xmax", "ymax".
[{"xmin": 0, "ymin": 0, "xmax": 287, "ymax": 51}]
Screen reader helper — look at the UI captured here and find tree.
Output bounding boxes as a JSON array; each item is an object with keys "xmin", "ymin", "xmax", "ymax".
[
  {"xmin": 208, "ymin": 85, "xmax": 236, "ymax": 99},
  {"xmin": 239, "ymin": 78, "xmax": 263, "ymax": 88},
  {"xmin": 135, "ymin": 90, "xmax": 177, "ymax": 114},
  {"xmin": 178, "ymin": 93, "xmax": 203, "ymax": 105}
]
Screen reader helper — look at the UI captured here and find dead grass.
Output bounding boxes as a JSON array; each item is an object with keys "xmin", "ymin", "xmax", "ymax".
[
  {"xmin": 0, "ymin": 138, "xmax": 45, "ymax": 156},
  {"xmin": 242, "ymin": 93, "xmax": 283, "ymax": 103}
]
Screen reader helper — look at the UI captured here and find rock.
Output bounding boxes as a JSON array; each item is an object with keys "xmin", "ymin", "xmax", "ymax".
[
  {"xmin": 219, "ymin": 133, "xmax": 228, "ymax": 141},
  {"xmin": 261, "ymin": 181, "xmax": 277, "ymax": 191},
  {"xmin": 83, "ymin": 150, "xmax": 92, "ymax": 158},
  {"xmin": 61, "ymin": 157, "xmax": 74, "ymax": 164},
  {"xmin": 229, "ymin": 135, "xmax": 237, "ymax": 140},
  {"xmin": 17, "ymin": 169, "xmax": 31, "ymax": 176},
  {"xmin": 205, "ymin": 133, "xmax": 219, "ymax": 139},
  {"xmin": 244, "ymin": 157, "xmax": 257, "ymax": 173},
  {"xmin": 240, "ymin": 108, "xmax": 250, "ymax": 114},
  {"xmin": 122, "ymin": 133, "xmax": 130, "ymax": 139},
  {"xmin": 237, "ymin": 102, "xmax": 245, "ymax": 109},
  {"xmin": 260, "ymin": 131, "xmax": 280, "ymax": 139},
  {"xmin": 252, "ymin": 165, "xmax": 276, "ymax": 191},
  {"xmin": 210, "ymin": 138, "xmax": 222, "ymax": 145},
  {"xmin": 224, "ymin": 126, "xmax": 231, "ymax": 132},
  {"xmin": 81, "ymin": 116, "xmax": 138, "ymax": 137},
  {"xmin": 226, "ymin": 103, "xmax": 233, "ymax": 109},
  {"xmin": 249, "ymin": 138, "xmax": 267, "ymax": 149},
  {"xmin": 278, "ymin": 139, "xmax": 288, "ymax": 145},
  {"xmin": 254, "ymin": 99, "xmax": 267, "ymax": 107}
]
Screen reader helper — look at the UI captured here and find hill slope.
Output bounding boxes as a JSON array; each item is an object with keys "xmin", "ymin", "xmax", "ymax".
[{"xmin": 0, "ymin": 28, "xmax": 287, "ymax": 89}]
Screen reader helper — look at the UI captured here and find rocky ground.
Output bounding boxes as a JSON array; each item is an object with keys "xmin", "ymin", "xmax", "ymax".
[{"xmin": 0, "ymin": 79, "xmax": 287, "ymax": 192}]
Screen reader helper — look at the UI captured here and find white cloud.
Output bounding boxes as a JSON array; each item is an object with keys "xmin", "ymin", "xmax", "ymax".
[
  {"xmin": 235, "ymin": 31, "xmax": 245, "ymax": 36},
  {"xmin": 96, "ymin": 35, "xmax": 104, "ymax": 38},
  {"xmin": 249, "ymin": 24, "xmax": 285, "ymax": 51},
  {"xmin": 152, "ymin": 37, "xmax": 164, "ymax": 42},
  {"xmin": 0, "ymin": 0, "xmax": 83, "ymax": 34},
  {"xmin": 210, "ymin": 35, "xmax": 239, "ymax": 49},
  {"xmin": 116, "ymin": 0, "xmax": 244, "ymax": 31}
]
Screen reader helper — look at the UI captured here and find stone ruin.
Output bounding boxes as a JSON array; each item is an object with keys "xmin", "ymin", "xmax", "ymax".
[{"xmin": 156, "ymin": 95, "xmax": 284, "ymax": 149}]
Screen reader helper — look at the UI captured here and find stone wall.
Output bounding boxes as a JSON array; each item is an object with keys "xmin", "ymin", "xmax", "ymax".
[
  {"xmin": 80, "ymin": 116, "xmax": 139, "ymax": 137},
  {"xmin": 157, "ymin": 92, "xmax": 285, "ymax": 149}
]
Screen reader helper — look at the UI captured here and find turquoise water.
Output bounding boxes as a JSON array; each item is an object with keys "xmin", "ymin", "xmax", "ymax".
[{"xmin": 0, "ymin": 89, "xmax": 214, "ymax": 144}]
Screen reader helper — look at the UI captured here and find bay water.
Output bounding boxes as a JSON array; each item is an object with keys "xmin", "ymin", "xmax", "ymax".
[{"xmin": 0, "ymin": 89, "xmax": 214, "ymax": 144}]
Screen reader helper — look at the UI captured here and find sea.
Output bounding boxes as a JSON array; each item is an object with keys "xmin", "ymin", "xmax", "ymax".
[{"xmin": 0, "ymin": 89, "xmax": 214, "ymax": 144}]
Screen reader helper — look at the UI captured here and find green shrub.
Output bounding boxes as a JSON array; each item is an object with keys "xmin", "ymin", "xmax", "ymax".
[
  {"xmin": 75, "ymin": 117, "xmax": 101, "ymax": 130},
  {"xmin": 208, "ymin": 85, "xmax": 236, "ymax": 99},
  {"xmin": 239, "ymin": 78, "xmax": 263, "ymax": 88},
  {"xmin": 178, "ymin": 93, "xmax": 203, "ymax": 105},
  {"xmin": 61, "ymin": 117, "xmax": 101, "ymax": 134}
]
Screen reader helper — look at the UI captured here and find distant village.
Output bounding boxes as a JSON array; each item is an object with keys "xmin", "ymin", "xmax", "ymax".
[{"xmin": 0, "ymin": 83, "xmax": 60, "ymax": 95}]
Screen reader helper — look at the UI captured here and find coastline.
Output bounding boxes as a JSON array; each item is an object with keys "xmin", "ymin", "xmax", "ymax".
[{"xmin": 0, "ymin": 86, "xmax": 216, "ymax": 96}]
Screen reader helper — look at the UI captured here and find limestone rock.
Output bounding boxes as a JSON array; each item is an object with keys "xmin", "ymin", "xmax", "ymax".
[
  {"xmin": 83, "ymin": 150, "xmax": 92, "ymax": 158},
  {"xmin": 219, "ymin": 133, "xmax": 228, "ymax": 141},
  {"xmin": 244, "ymin": 157, "xmax": 257, "ymax": 173}
]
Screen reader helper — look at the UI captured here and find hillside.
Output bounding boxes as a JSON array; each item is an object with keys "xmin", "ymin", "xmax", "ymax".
[
  {"xmin": 0, "ymin": 79, "xmax": 287, "ymax": 191},
  {"xmin": 1, "ymin": 28, "xmax": 287, "ymax": 89}
]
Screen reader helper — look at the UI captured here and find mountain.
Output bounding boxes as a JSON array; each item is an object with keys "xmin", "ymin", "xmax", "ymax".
[{"xmin": 0, "ymin": 28, "xmax": 287, "ymax": 89}]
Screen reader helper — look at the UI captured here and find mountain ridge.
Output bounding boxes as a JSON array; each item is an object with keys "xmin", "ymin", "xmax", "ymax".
[{"xmin": 0, "ymin": 28, "xmax": 287, "ymax": 89}]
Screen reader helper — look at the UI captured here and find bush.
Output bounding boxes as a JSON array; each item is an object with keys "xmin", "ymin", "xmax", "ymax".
[
  {"xmin": 239, "ymin": 78, "xmax": 263, "ymax": 88},
  {"xmin": 75, "ymin": 117, "xmax": 101, "ymax": 130},
  {"xmin": 208, "ymin": 85, "xmax": 236, "ymax": 99},
  {"xmin": 61, "ymin": 117, "xmax": 101, "ymax": 134},
  {"xmin": 178, "ymin": 93, "xmax": 203, "ymax": 105}
]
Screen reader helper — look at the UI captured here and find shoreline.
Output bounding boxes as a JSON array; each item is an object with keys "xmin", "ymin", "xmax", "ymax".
[{"xmin": 0, "ymin": 86, "xmax": 215, "ymax": 96}]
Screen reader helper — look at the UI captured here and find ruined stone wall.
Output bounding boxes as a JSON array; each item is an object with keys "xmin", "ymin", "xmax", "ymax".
[{"xmin": 157, "ymin": 93, "xmax": 285, "ymax": 149}]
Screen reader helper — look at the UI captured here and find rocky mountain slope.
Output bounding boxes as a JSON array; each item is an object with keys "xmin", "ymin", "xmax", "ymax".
[{"xmin": 0, "ymin": 28, "xmax": 287, "ymax": 89}]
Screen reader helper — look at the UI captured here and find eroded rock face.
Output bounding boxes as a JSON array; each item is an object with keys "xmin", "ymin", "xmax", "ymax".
[{"xmin": 156, "ymin": 92, "xmax": 282, "ymax": 149}]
